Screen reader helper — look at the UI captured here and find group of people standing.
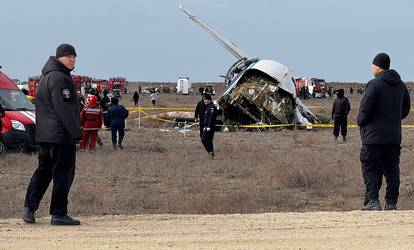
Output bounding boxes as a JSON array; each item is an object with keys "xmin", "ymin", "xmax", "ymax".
[
  {"xmin": 20, "ymin": 43, "xmax": 411, "ymax": 228},
  {"xmin": 132, "ymin": 89, "xmax": 160, "ymax": 107}
]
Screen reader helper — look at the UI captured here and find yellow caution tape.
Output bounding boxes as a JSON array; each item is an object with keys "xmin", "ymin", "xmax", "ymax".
[
  {"xmin": 128, "ymin": 107, "xmax": 194, "ymax": 111},
  {"xmin": 131, "ymin": 106, "xmax": 414, "ymax": 129}
]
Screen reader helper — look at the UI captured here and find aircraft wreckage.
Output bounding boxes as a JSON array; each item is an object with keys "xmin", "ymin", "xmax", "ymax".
[{"xmin": 180, "ymin": 5, "xmax": 319, "ymax": 126}]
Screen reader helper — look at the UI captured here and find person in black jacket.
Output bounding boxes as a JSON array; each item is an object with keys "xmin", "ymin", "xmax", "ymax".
[
  {"xmin": 201, "ymin": 94, "xmax": 217, "ymax": 159},
  {"xmin": 133, "ymin": 90, "xmax": 139, "ymax": 106},
  {"xmin": 23, "ymin": 44, "xmax": 81, "ymax": 225},
  {"xmin": 107, "ymin": 97, "xmax": 129, "ymax": 149},
  {"xmin": 100, "ymin": 89, "xmax": 111, "ymax": 127},
  {"xmin": 194, "ymin": 95, "xmax": 207, "ymax": 138},
  {"xmin": 331, "ymin": 89, "xmax": 351, "ymax": 142},
  {"xmin": 357, "ymin": 53, "xmax": 411, "ymax": 211}
]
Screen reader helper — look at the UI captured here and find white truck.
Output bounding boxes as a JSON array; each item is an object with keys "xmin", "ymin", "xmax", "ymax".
[{"xmin": 176, "ymin": 77, "xmax": 192, "ymax": 95}]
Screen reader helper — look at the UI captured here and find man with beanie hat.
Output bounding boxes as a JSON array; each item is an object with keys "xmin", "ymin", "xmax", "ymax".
[
  {"xmin": 201, "ymin": 94, "xmax": 217, "ymax": 159},
  {"xmin": 331, "ymin": 89, "xmax": 351, "ymax": 142},
  {"xmin": 23, "ymin": 43, "xmax": 81, "ymax": 225},
  {"xmin": 357, "ymin": 53, "xmax": 411, "ymax": 211}
]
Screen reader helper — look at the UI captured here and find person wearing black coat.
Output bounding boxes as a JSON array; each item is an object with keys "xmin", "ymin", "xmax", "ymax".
[
  {"xmin": 194, "ymin": 96, "xmax": 207, "ymax": 138},
  {"xmin": 357, "ymin": 53, "xmax": 411, "ymax": 211},
  {"xmin": 107, "ymin": 97, "xmax": 129, "ymax": 149},
  {"xmin": 201, "ymin": 94, "xmax": 217, "ymax": 158},
  {"xmin": 23, "ymin": 44, "xmax": 81, "ymax": 225},
  {"xmin": 331, "ymin": 89, "xmax": 351, "ymax": 141},
  {"xmin": 133, "ymin": 91, "xmax": 139, "ymax": 106}
]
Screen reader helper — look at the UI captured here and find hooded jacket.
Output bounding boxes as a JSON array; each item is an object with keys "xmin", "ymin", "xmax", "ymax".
[
  {"xmin": 357, "ymin": 69, "xmax": 411, "ymax": 144},
  {"xmin": 35, "ymin": 57, "xmax": 81, "ymax": 144},
  {"xmin": 332, "ymin": 89, "xmax": 351, "ymax": 119}
]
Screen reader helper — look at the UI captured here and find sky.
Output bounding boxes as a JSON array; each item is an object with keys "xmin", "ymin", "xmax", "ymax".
[{"xmin": 0, "ymin": 0, "xmax": 413, "ymax": 83}]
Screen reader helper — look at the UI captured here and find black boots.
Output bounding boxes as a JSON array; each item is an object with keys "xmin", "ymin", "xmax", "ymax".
[
  {"xmin": 23, "ymin": 207, "xmax": 35, "ymax": 224},
  {"xmin": 23, "ymin": 207, "xmax": 80, "ymax": 225},
  {"xmin": 51, "ymin": 215, "xmax": 81, "ymax": 225},
  {"xmin": 385, "ymin": 203, "xmax": 397, "ymax": 211},
  {"xmin": 362, "ymin": 200, "xmax": 382, "ymax": 211}
]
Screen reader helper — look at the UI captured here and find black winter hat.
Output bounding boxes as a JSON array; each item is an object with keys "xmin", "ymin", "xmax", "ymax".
[
  {"xmin": 372, "ymin": 53, "xmax": 390, "ymax": 70},
  {"xmin": 56, "ymin": 44, "xmax": 77, "ymax": 58},
  {"xmin": 204, "ymin": 94, "xmax": 212, "ymax": 100}
]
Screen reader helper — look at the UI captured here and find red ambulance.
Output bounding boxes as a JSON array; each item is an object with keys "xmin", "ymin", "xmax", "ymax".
[{"xmin": 0, "ymin": 69, "xmax": 36, "ymax": 151}]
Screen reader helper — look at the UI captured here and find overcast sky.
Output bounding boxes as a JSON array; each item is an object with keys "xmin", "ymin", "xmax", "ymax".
[{"xmin": 1, "ymin": 0, "xmax": 412, "ymax": 82}]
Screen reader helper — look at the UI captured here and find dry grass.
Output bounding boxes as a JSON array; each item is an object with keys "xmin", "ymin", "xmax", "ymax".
[{"xmin": 0, "ymin": 88, "xmax": 413, "ymax": 219}]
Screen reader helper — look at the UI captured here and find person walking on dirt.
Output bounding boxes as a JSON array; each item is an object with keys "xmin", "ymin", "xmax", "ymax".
[
  {"xmin": 107, "ymin": 97, "xmax": 129, "ymax": 149},
  {"xmin": 23, "ymin": 44, "xmax": 81, "ymax": 225},
  {"xmin": 133, "ymin": 90, "xmax": 139, "ymax": 106},
  {"xmin": 150, "ymin": 91, "xmax": 159, "ymax": 106},
  {"xmin": 357, "ymin": 53, "xmax": 411, "ymax": 211},
  {"xmin": 194, "ymin": 95, "xmax": 207, "ymax": 138},
  {"xmin": 201, "ymin": 94, "xmax": 217, "ymax": 159},
  {"xmin": 331, "ymin": 89, "xmax": 350, "ymax": 142},
  {"xmin": 80, "ymin": 95, "xmax": 103, "ymax": 152}
]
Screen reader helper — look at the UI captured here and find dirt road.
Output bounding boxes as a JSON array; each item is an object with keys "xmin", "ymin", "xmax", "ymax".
[{"xmin": 1, "ymin": 211, "xmax": 414, "ymax": 250}]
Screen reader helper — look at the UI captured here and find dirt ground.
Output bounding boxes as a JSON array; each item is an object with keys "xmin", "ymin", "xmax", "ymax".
[{"xmin": 1, "ymin": 211, "xmax": 414, "ymax": 250}]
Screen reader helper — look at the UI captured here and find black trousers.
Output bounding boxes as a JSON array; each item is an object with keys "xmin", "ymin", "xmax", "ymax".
[
  {"xmin": 333, "ymin": 116, "xmax": 347, "ymax": 137},
  {"xmin": 201, "ymin": 130, "xmax": 215, "ymax": 153},
  {"xmin": 111, "ymin": 126, "xmax": 125, "ymax": 145},
  {"xmin": 360, "ymin": 144, "xmax": 401, "ymax": 205},
  {"xmin": 24, "ymin": 143, "xmax": 76, "ymax": 216},
  {"xmin": 199, "ymin": 123, "xmax": 204, "ymax": 139}
]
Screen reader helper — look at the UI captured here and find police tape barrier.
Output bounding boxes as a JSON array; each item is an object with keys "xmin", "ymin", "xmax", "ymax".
[
  {"xmin": 129, "ymin": 107, "xmax": 414, "ymax": 129},
  {"xmin": 128, "ymin": 107, "xmax": 194, "ymax": 111},
  {"xmin": 139, "ymin": 109, "xmax": 185, "ymax": 124}
]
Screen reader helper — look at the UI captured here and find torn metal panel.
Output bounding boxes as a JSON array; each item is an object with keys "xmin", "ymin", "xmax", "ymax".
[
  {"xmin": 219, "ymin": 70, "xmax": 295, "ymax": 125},
  {"xmin": 180, "ymin": 5, "xmax": 319, "ymax": 126}
]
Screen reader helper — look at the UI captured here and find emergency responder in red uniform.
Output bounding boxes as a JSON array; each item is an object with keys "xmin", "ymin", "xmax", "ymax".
[{"xmin": 80, "ymin": 95, "xmax": 102, "ymax": 152}]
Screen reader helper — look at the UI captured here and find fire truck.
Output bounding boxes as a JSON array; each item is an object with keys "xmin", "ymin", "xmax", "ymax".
[
  {"xmin": 27, "ymin": 75, "xmax": 126, "ymax": 98},
  {"xmin": 1, "ymin": 69, "xmax": 36, "ymax": 152},
  {"xmin": 92, "ymin": 79, "xmax": 109, "ymax": 94},
  {"xmin": 72, "ymin": 75, "xmax": 92, "ymax": 96},
  {"xmin": 108, "ymin": 77, "xmax": 127, "ymax": 94},
  {"xmin": 295, "ymin": 77, "xmax": 327, "ymax": 98},
  {"xmin": 28, "ymin": 76, "xmax": 41, "ymax": 97}
]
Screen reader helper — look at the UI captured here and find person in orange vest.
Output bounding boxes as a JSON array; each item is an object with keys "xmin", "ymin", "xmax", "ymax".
[{"xmin": 80, "ymin": 95, "xmax": 102, "ymax": 152}]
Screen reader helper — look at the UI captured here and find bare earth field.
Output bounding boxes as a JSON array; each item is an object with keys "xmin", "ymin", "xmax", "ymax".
[
  {"xmin": 1, "ymin": 211, "xmax": 414, "ymax": 250},
  {"xmin": 0, "ymin": 84, "xmax": 413, "ymax": 249}
]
